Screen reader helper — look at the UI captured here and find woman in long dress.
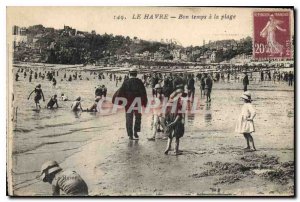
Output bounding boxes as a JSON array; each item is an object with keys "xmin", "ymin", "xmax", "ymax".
[{"xmin": 260, "ymin": 14, "xmax": 286, "ymax": 56}]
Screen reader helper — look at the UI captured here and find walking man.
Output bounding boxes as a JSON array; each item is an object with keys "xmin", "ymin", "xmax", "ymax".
[
  {"xmin": 243, "ymin": 72, "xmax": 249, "ymax": 92},
  {"xmin": 260, "ymin": 71, "xmax": 264, "ymax": 82},
  {"xmin": 119, "ymin": 68, "xmax": 148, "ymax": 140},
  {"xmin": 187, "ymin": 74, "xmax": 195, "ymax": 102},
  {"xmin": 200, "ymin": 74, "xmax": 206, "ymax": 98},
  {"xmin": 163, "ymin": 73, "xmax": 173, "ymax": 100},
  {"xmin": 151, "ymin": 72, "xmax": 159, "ymax": 97},
  {"xmin": 288, "ymin": 71, "xmax": 294, "ymax": 86},
  {"xmin": 205, "ymin": 74, "xmax": 213, "ymax": 103}
]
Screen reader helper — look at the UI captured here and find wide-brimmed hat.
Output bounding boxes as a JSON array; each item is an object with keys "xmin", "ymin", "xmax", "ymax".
[
  {"xmin": 129, "ymin": 67, "xmax": 138, "ymax": 73},
  {"xmin": 169, "ymin": 88, "xmax": 184, "ymax": 103},
  {"xmin": 174, "ymin": 84, "xmax": 184, "ymax": 90},
  {"xmin": 39, "ymin": 161, "xmax": 62, "ymax": 182},
  {"xmin": 241, "ymin": 91, "xmax": 252, "ymax": 101}
]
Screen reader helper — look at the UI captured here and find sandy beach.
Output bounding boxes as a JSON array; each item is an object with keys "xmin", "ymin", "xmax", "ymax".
[{"xmin": 10, "ymin": 67, "xmax": 294, "ymax": 196}]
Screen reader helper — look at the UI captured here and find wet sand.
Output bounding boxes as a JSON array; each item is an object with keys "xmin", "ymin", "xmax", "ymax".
[{"xmin": 11, "ymin": 70, "xmax": 294, "ymax": 196}]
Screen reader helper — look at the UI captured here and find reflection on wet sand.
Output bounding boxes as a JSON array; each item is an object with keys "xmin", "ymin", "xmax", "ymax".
[
  {"xmin": 204, "ymin": 104, "xmax": 212, "ymax": 124},
  {"xmin": 187, "ymin": 112, "xmax": 195, "ymax": 125},
  {"xmin": 73, "ymin": 111, "xmax": 81, "ymax": 119},
  {"xmin": 128, "ymin": 139, "xmax": 139, "ymax": 148}
]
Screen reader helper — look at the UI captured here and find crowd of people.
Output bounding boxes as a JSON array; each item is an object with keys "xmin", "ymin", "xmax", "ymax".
[{"xmin": 13, "ymin": 64, "xmax": 294, "ymax": 196}]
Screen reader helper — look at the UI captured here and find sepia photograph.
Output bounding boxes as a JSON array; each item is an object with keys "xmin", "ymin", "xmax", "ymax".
[{"xmin": 6, "ymin": 6, "xmax": 295, "ymax": 196}]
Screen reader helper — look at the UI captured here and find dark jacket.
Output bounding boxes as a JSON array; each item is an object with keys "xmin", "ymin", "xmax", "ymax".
[
  {"xmin": 163, "ymin": 77, "xmax": 173, "ymax": 97},
  {"xmin": 151, "ymin": 76, "xmax": 159, "ymax": 88},
  {"xmin": 119, "ymin": 77, "xmax": 148, "ymax": 110},
  {"xmin": 205, "ymin": 77, "xmax": 213, "ymax": 89},
  {"xmin": 173, "ymin": 77, "xmax": 184, "ymax": 90},
  {"xmin": 187, "ymin": 78, "xmax": 195, "ymax": 90},
  {"xmin": 288, "ymin": 72, "xmax": 294, "ymax": 80},
  {"xmin": 95, "ymin": 88, "xmax": 103, "ymax": 96},
  {"xmin": 243, "ymin": 75, "xmax": 249, "ymax": 86}
]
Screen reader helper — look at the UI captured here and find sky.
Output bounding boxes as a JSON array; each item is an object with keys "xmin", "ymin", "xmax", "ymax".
[{"xmin": 7, "ymin": 7, "xmax": 294, "ymax": 47}]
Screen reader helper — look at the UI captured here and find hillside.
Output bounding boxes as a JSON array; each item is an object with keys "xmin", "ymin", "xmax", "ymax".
[{"xmin": 13, "ymin": 24, "xmax": 252, "ymax": 65}]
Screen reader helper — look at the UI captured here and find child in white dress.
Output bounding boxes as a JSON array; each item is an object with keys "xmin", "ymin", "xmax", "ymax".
[{"xmin": 235, "ymin": 91, "xmax": 256, "ymax": 151}]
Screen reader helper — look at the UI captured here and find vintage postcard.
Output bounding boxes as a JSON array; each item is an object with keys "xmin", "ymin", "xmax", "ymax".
[{"xmin": 6, "ymin": 7, "xmax": 295, "ymax": 196}]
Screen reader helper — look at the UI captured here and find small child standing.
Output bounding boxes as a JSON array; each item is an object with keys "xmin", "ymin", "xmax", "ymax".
[{"xmin": 235, "ymin": 91, "xmax": 256, "ymax": 151}]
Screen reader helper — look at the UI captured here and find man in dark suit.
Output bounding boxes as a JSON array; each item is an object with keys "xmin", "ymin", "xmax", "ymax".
[
  {"xmin": 288, "ymin": 71, "xmax": 294, "ymax": 86},
  {"xmin": 187, "ymin": 74, "xmax": 195, "ymax": 102},
  {"xmin": 163, "ymin": 73, "xmax": 173, "ymax": 100},
  {"xmin": 243, "ymin": 72, "xmax": 249, "ymax": 92},
  {"xmin": 151, "ymin": 72, "xmax": 159, "ymax": 97},
  {"xmin": 205, "ymin": 74, "xmax": 213, "ymax": 103},
  {"xmin": 119, "ymin": 68, "xmax": 148, "ymax": 140}
]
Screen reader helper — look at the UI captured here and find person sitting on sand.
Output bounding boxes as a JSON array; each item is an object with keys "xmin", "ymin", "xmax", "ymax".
[
  {"xmin": 164, "ymin": 87, "xmax": 186, "ymax": 155},
  {"xmin": 28, "ymin": 84, "xmax": 45, "ymax": 109},
  {"xmin": 71, "ymin": 97, "xmax": 83, "ymax": 111},
  {"xmin": 61, "ymin": 93, "xmax": 68, "ymax": 101},
  {"xmin": 39, "ymin": 161, "xmax": 88, "ymax": 196},
  {"xmin": 85, "ymin": 97, "xmax": 101, "ymax": 112},
  {"xmin": 47, "ymin": 94, "xmax": 59, "ymax": 109},
  {"xmin": 235, "ymin": 91, "xmax": 256, "ymax": 151}
]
